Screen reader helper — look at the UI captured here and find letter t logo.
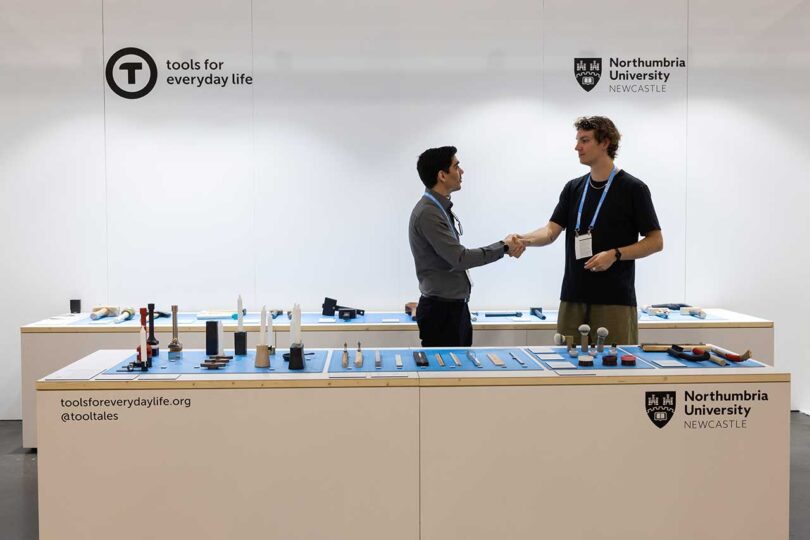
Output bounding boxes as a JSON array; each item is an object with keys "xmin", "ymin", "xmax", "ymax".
[{"xmin": 119, "ymin": 62, "xmax": 143, "ymax": 84}]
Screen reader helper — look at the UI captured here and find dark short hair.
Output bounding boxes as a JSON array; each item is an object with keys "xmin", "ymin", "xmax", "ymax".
[
  {"xmin": 574, "ymin": 116, "xmax": 621, "ymax": 159},
  {"xmin": 417, "ymin": 146, "xmax": 457, "ymax": 189}
]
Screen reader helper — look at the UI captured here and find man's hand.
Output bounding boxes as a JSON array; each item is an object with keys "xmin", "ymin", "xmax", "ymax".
[
  {"xmin": 584, "ymin": 250, "xmax": 618, "ymax": 272},
  {"xmin": 504, "ymin": 234, "xmax": 526, "ymax": 258}
]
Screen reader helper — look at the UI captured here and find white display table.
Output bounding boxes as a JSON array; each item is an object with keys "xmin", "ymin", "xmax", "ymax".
[
  {"xmin": 21, "ymin": 308, "xmax": 773, "ymax": 447},
  {"xmin": 37, "ymin": 347, "xmax": 788, "ymax": 540}
]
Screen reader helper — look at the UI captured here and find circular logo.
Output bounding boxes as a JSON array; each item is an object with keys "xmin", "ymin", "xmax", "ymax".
[{"xmin": 105, "ymin": 47, "xmax": 158, "ymax": 99}]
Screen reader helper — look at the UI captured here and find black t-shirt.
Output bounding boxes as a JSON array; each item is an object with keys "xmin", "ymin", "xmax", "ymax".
[{"xmin": 550, "ymin": 170, "xmax": 661, "ymax": 306}]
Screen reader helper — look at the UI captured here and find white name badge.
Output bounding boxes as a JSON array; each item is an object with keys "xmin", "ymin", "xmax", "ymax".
[{"xmin": 574, "ymin": 233, "xmax": 593, "ymax": 260}]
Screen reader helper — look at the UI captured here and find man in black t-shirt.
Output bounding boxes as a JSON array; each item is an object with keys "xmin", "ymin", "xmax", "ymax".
[{"xmin": 517, "ymin": 116, "xmax": 663, "ymax": 344}]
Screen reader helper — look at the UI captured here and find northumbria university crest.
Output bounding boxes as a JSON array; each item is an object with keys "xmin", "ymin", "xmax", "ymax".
[
  {"xmin": 574, "ymin": 58, "xmax": 602, "ymax": 92},
  {"xmin": 645, "ymin": 391, "xmax": 676, "ymax": 428}
]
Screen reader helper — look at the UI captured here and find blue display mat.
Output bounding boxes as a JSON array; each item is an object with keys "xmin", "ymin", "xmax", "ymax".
[
  {"xmin": 70, "ymin": 313, "xmax": 199, "ymax": 327},
  {"xmin": 423, "ymin": 348, "xmax": 538, "ymax": 372},
  {"xmin": 529, "ymin": 346, "xmax": 656, "ymax": 371},
  {"xmin": 328, "ymin": 348, "xmax": 540, "ymax": 372},
  {"xmin": 241, "ymin": 312, "xmax": 415, "ymax": 325},
  {"xmin": 103, "ymin": 349, "xmax": 328, "ymax": 374},
  {"xmin": 327, "ymin": 348, "xmax": 415, "ymax": 372},
  {"xmin": 471, "ymin": 311, "xmax": 549, "ymax": 322},
  {"xmin": 303, "ymin": 312, "xmax": 414, "ymax": 324},
  {"xmin": 621, "ymin": 346, "xmax": 765, "ymax": 368},
  {"xmin": 637, "ymin": 311, "xmax": 723, "ymax": 322}
]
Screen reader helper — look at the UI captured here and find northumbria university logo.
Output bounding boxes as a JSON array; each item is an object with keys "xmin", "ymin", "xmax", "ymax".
[
  {"xmin": 105, "ymin": 47, "xmax": 158, "ymax": 99},
  {"xmin": 574, "ymin": 58, "xmax": 602, "ymax": 92},
  {"xmin": 646, "ymin": 391, "xmax": 676, "ymax": 428}
]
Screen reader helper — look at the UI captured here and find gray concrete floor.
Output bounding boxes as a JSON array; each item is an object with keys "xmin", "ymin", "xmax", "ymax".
[
  {"xmin": 791, "ymin": 411, "xmax": 810, "ymax": 539},
  {"xmin": 2, "ymin": 413, "xmax": 809, "ymax": 539}
]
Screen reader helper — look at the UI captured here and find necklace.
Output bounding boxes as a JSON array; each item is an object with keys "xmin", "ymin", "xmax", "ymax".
[{"xmin": 589, "ymin": 179, "xmax": 606, "ymax": 190}]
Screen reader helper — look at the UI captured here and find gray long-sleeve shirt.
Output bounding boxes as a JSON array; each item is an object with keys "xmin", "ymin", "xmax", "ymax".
[{"xmin": 408, "ymin": 189, "xmax": 506, "ymax": 301}]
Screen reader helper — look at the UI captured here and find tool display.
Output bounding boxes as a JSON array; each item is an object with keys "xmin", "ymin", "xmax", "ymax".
[
  {"xmin": 651, "ymin": 303, "xmax": 691, "ymax": 310},
  {"xmin": 234, "ymin": 295, "xmax": 247, "ymax": 356},
  {"xmin": 254, "ymin": 343, "xmax": 270, "ymax": 368},
  {"xmin": 413, "ymin": 351, "xmax": 429, "ymax": 367},
  {"xmin": 126, "ymin": 326, "xmax": 150, "ymax": 372},
  {"xmin": 450, "ymin": 352, "xmax": 462, "ymax": 367},
  {"xmin": 395, "ymin": 354, "xmax": 403, "ymax": 368},
  {"xmin": 168, "ymin": 305, "xmax": 183, "ymax": 360},
  {"xmin": 354, "ymin": 342, "xmax": 364, "ymax": 368},
  {"xmin": 578, "ymin": 355, "xmax": 594, "ymax": 367},
  {"xmin": 680, "ymin": 306, "xmax": 707, "ymax": 319},
  {"xmin": 201, "ymin": 357, "xmax": 230, "ymax": 370},
  {"xmin": 667, "ymin": 345, "xmax": 710, "ymax": 363},
  {"xmin": 596, "ymin": 327, "xmax": 608, "ymax": 352},
  {"xmin": 90, "ymin": 306, "xmax": 119, "ymax": 320},
  {"xmin": 255, "ymin": 306, "xmax": 271, "ymax": 368},
  {"xmin": 701, "ymin": 349, "xmax": 727, "ymax": 366},
  {"xmin": 620, "ymin": 354, "xmax": 636, "ymax": 366},
  {"xmin": 197, "ymin": 309, "xmax": 247, "ymax": 320},
  {"xmin": 321, "ymin": 297, "xmax": 365, "ymax": 319},
  {"xmin": 530, "ymin": 307, "xmax": 546, "ymax": 320},
  {"xmin": 480, "ymin": 311, "xmax": 522, "ymax": 318},
  {"xmin": 147, "ymin": 303, "xmax": 159, "ymax": 357},
  {"xmin": 114, "ymin": 307, "xmax": 135, "ymax": 324},
  {"xmin": 487, "ymin": 353, "xmax": 505, "ymax": 367},
  {"xmin": 509, "ymin": 351, "xmax": 525, "ymax": 366},
  {"xmin": 288, "ymin": 304, "xmax": 305, "ymax": 370},
  {"xmin": 466, "ymin": 350, "xmax": 481, "ymax": 368},
  {"xmin": 706, "ymin": 343, "xmax": 751, "ymax": 362},
  {"xmin": 375, "ymin": 350, "xmax": 382, "ymax": 369},
  {"xmin": 137, "ymin": 308, "xmax": 153, "ymax": 367},
  {"xmin": 641, "ymin": 343, "xmax": 705, "ymax": 353},
  {"xmin": 565, "ymin": 335, "xmax": 576, "ymax": 356},
  {"xmin": 341, "ymin": 342, "xmax": 349, "ymax": 368},
  {"xmin": 205, "ymin": 321, "xmax": 219, "ymax": 356},
  {"xmin": 602, "ymin": 354, "xmax": 617, "ymax": 366},
  {"xmin": 642, "ymin": 305, "xmax": 670, "ymax": 319},
  {"xmin": 578, "ymin": 324, "xmax": 590, "ymax": 353},
  {"xmin": 435, "ymin": 353, "xmax": 445, "ymax": 367}
]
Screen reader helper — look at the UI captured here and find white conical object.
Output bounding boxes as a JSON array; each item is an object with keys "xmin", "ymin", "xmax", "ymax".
[
  {"xmin": 290, "ymin": 303, "xmax": 302, "ymax": 345},
  {"xmin": 259, "ymin": 306, "xmax": 267, "ymax": 346},
  {"xmin": 139, "ymin": 326, "xmax": 148, "ymax": 363},
  {"xmin": 237, "ymin": 294, "xmax": 244, "ymax": 332}
]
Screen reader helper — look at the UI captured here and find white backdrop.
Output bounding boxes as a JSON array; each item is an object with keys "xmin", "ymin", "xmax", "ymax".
[{"xmin": 1, "ymin": 0, "xmax": 808, "ymax": 418}]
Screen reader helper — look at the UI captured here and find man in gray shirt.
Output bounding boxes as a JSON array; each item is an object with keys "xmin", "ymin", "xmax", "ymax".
[{"xmin": 409, "ymin": 146, "xmax": 523, "ymax": 346}]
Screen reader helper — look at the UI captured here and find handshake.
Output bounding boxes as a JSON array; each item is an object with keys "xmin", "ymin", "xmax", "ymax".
[{"xmin": 503, "ymin": 234, "xmax": 528, "ymax": 258}]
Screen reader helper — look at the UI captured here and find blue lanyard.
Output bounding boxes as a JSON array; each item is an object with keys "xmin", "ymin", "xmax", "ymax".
[
  {"xmin": 575, "ymin": 167, "xmax": 618, "ymax": 234},
  {"xmin": 422, "ymin": 191, "xmax": 458, "ymax": 240}
]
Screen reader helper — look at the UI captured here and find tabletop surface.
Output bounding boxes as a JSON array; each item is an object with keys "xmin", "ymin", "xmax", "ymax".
[{"xmin": 22, "ymin": 307, "xmax": 773, "ymax": 333}]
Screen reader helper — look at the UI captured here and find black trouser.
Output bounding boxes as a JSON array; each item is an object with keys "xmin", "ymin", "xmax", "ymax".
[{"xmin": 415, "ymin": 296, "xmax": 472, "ymax": 347}]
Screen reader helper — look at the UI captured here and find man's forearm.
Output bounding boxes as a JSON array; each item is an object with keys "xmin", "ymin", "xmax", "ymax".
[
  {"xmin": 617, "ymin": 230, "xmax": 663, "ymax": 261},
  {"xmin": 447, "ymin": 242, "xmax": 505, "ymax": 270},
  {"xmin": 521, "ymin": 222, "xmax": 562, "ymax": 247}
]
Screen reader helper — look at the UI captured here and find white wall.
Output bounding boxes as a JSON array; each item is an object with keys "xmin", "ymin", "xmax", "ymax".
[
  {"xmin": 0, "ymin": 1, "xmax": 106, "ymax": 419},
  {"xmin": 1, "ymin": 0, "xmax": 808, "ymax": 418},
  {"xmin": 685, "ymin": 0, "xmax": 810, "ymax": 411}
]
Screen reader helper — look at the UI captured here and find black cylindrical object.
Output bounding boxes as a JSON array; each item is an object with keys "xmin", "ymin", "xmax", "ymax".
[
  {"xmin": 147, "ymin": 303, "xmax": 159, "ymax": 356},
  {"xmin": 206, "ymin": 321, "xmax": 219, "ymax": 356},
  {"xmin": 234, "ymin": 331, "xmax": 247, "ymax": 356},
  {"xmin": 288, "ymin": 344, "xmax": 305, "ymax": 370},
  {"xmin": 70, "ymin": 299, "xmax": 81, "ymax": 313}
]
